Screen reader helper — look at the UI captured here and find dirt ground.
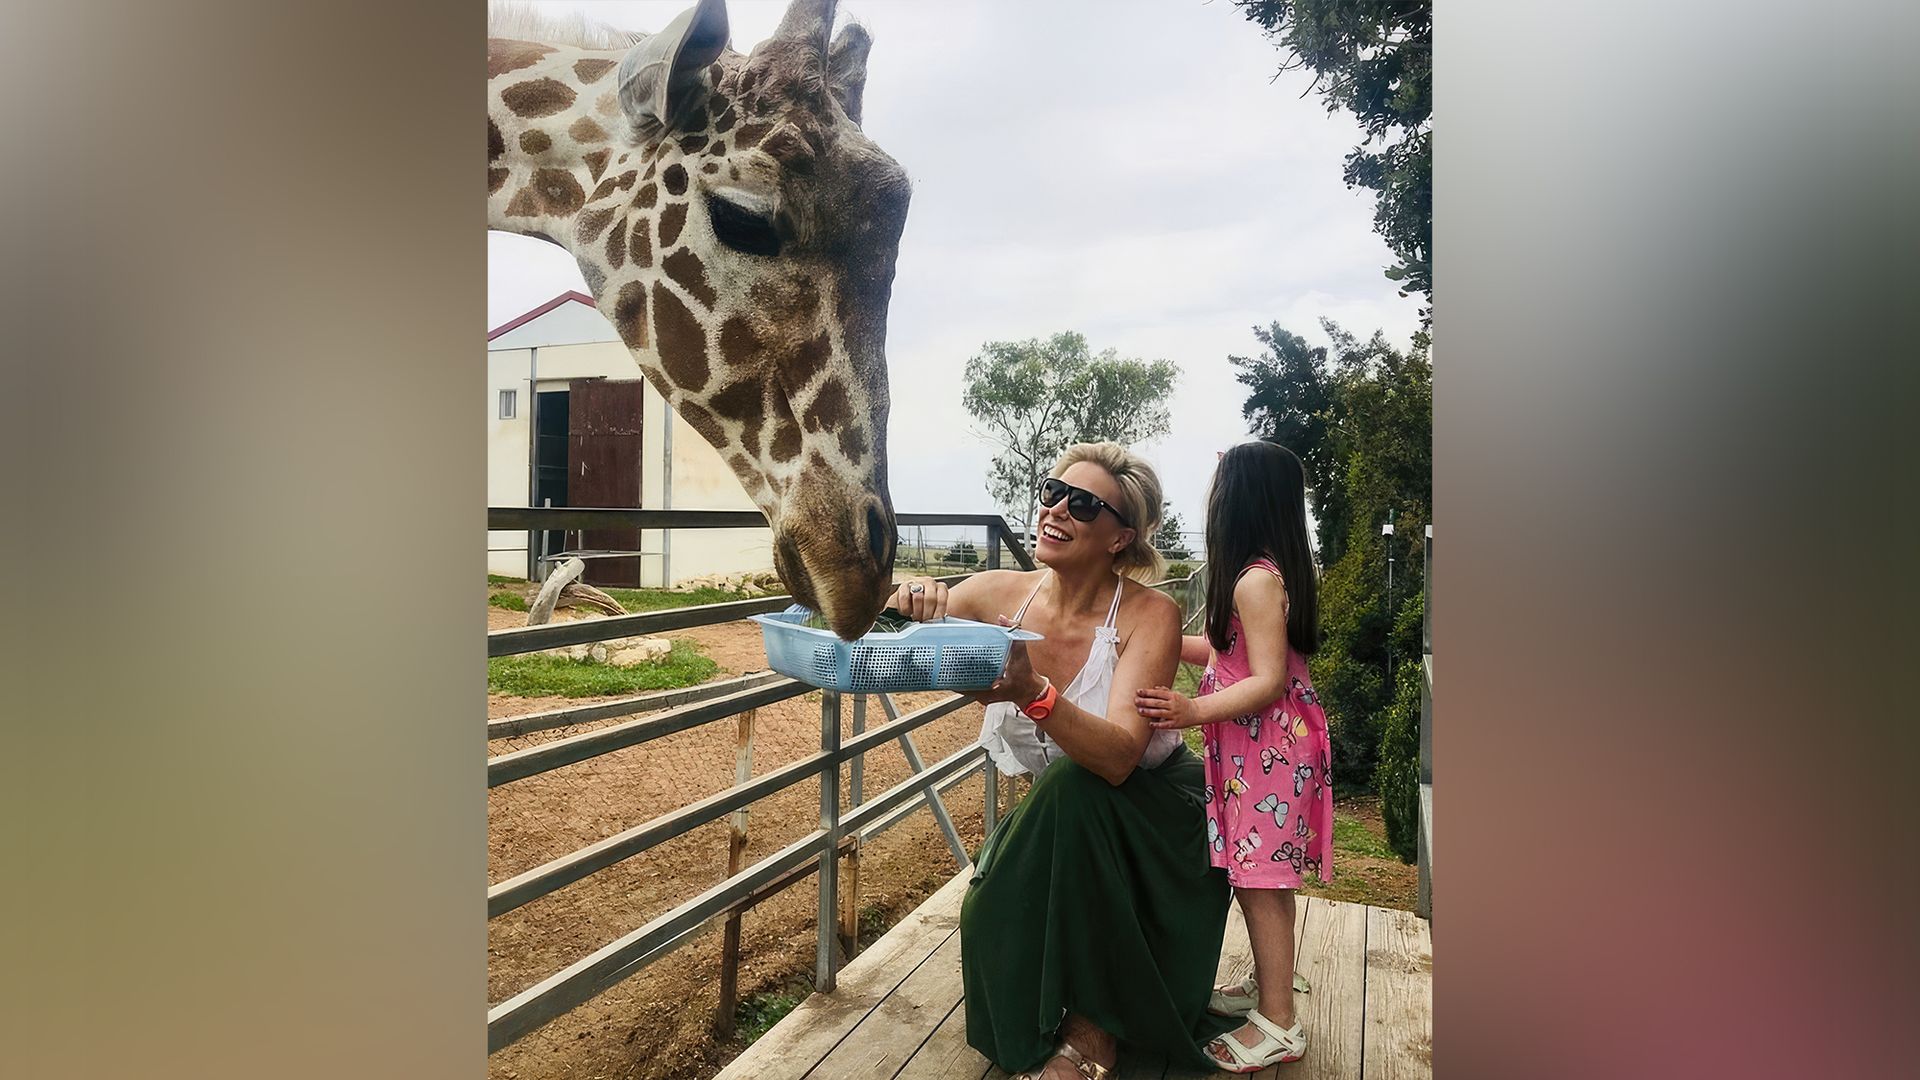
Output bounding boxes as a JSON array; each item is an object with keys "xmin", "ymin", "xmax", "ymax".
[{"xmin": 489, "ymin": 614, "xmax": 996, "ymax": 1080}]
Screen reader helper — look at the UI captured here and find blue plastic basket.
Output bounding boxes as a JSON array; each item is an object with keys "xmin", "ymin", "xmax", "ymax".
[{"xmin": 750, "ymin": 606, "xmax": 1043, "ymax": 693}]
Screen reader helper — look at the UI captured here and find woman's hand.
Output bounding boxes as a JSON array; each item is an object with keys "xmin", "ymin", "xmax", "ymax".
[
  {"xmin": 971, "ymin": 618, "xmax": 1045, "ymax": 706},
  {"xmin": 887, "ymin": 576, "xmax": 949, "ymax": 621},
  {"xmin": 1136, "ymin": 686, "xmax": 1201, "ymax": 729}
]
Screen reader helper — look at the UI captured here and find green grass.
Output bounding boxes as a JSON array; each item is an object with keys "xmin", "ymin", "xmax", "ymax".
[
  {"xmin": 735, "ymin": 978, "xmax": 813, "ymax": 1045},
  {"xmin": 488, "ymin": 591, "xmax": 529, "ymax": 612},
  {"xmin": 599, "ymin": 586, "xmax": 757, "ymax": 612},
  {"xmin": 487, "ymin": 574, "xmax": 526, "ymax": 586},
  {"xmin": 1333, "ymin": 811, "xmax": 1399, "ymax": 861},
  {"xmin": 487, "ymin": 640, "xmax": 719, "ymax": 697}
]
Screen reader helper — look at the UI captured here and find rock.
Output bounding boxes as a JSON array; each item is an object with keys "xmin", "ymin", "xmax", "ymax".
[{"xmin": 608, "ymin": 639, "xmax": 672, "ymax": 666}]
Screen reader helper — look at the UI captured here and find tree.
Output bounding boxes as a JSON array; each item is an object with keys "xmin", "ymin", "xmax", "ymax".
[
  {"xmin": 942, "ymin": 540, "xmax": 980, "ymax": 566},
  {"xmin": 1233, "ymin": 320, "xmax": 1430, "ymax": 799},
  {"xmin": 961, "ymin": 332, "xmax": 1178, "ymax": 535},
  {"xmin": 1154, "ymin": 511, "xmax": 1192, "ymax": 560},
  {"xmin": 1234, "ymin": 0, "xmax": 1432, "ymax": 320}
]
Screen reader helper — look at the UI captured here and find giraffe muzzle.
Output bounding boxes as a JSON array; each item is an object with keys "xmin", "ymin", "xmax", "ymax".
[{"xmin": 772, "ymin": 493, "xmax": 895, "ymax": 640}]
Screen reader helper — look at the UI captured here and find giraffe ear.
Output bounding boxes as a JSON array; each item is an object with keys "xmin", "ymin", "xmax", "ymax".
[
  {"xmin": 828, "ymin": 23, "xmax": 871, "ymax": 125},
  {"xmin": 617, "ymin": 0, "xmax": 730, "ymax": 135}
]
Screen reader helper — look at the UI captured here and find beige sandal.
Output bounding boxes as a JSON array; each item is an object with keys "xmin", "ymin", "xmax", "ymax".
[
  {"xmin": 1016, "ymin": 1038, "xmax": 1112, "ymax": 1080},
  {"xmin": 1204, "ymin": 1009, "xmax": 1308, "ymax": 1072},
  {"xmin": 1206, "ymin": 972, "xmax": 1312, "ymax": 1017}
]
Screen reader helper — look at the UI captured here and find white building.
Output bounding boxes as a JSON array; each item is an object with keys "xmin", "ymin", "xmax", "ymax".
[{"xmin": 487, "ymin": 291, "xmax": 772, "ymax": 586}]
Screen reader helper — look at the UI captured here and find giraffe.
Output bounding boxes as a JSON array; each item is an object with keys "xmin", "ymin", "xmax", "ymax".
[{"xmin": 488, "ymin": 0, "xmax": 908, "ymax": 639}]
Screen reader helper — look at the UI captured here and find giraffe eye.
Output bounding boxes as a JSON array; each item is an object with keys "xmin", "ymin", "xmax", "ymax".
[{"xmin": 707, "ymin": 194, "xmax": 783, "ymax": 257}]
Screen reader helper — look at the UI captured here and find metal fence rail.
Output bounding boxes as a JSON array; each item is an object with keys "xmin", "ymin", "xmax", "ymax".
[{"xmin": 485, "ymin": 507, "xmax": 1033, "ymax": 1054}]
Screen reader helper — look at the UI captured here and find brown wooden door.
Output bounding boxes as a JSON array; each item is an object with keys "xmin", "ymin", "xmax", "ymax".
[{"xmin": 567, "ymin": 378, "xmax": 645, "ymax": 587}]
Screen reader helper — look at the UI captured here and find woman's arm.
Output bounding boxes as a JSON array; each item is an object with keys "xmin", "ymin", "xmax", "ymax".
[
  {"xmin": 978, "ymin": 590, "xmax": 1180, "ymax": 785},
  {"xmin": 1179, "ymin": 634, "xmax": 1212, "ymax": 667},
  {"xmin": 1137, "ymin": 572, "xmax": 1290, "ymax": 727}
]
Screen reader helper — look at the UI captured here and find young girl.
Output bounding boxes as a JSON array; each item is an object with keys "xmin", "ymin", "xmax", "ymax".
[{"xmin": 1135, "ymin": 441, "xmax": 1331, "ymax": 1073}]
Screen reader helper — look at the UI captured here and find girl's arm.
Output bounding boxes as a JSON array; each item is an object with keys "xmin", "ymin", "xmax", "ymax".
[
  {"xmin": 1137, "ymin": 572, "xmax": 1291, "ymax": 726},
  {"xmin": 974, "ymin": 590, "xmax": 1181, "ymax": 785},
  {"xmin": 1179, "ymin": 634, "xmax": 1212, "ymax": 667}
]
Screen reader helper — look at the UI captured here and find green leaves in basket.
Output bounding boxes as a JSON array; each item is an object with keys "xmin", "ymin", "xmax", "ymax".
[{"xmin": 799, "ymin": 608, "xmax": 918, "ymax": 635}]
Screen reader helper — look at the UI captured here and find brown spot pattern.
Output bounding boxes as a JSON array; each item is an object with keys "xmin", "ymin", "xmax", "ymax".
[
  {"xmin": 488, "ymin": 39, "xmax": 554, "ymax": 78},
  {"xmin": 501, "ymin": 77, "xmax": 575, "ymax": 118},
  {"xmin": 519, "ymin": 130, "xmax": 551, "ymax": 154},
  {"xmin": 630, "ymin": 219, "xmax": 653, "ymax": 268},
  {"xmin": 787, "ymin": 332, "xmax": 831, "ymax": 386},
  {"xmin": 488, "ymin": 167, "xmax": 508, "ymax": 193},
  {"xmin": 591, "ymin": 176, "xmax": 618, "ymax": 200},
  {"xmin": 574, "ymin": 57, "xmax": 617, "ymax": 83},
  {"xmin": 663, "ymin": 249, "xmax": 717, "ymax": 308},
  {"xmin": 577, "ymin": 206, "xmax": 615, "ymax": 243},
  {"xmin": 616, "ymin": 170, "xmax": 638, "ymax": 190},
  {"xmin": 663, "ymin": 164, "xmax": 688, "ymax": 196},
  {"xmin": 719, "ymin": 317, "xmax": 762, "ymax": 367},
  {"xmin": 707, "ymin": 94, "xmax": 731, "ymax": 118},
  {"xmin": 713, "ymin": 108, "xmax": 737, "ymax": 133},
  {"xmin": 710, "ymin": 380, "xmax": 765, "ymax": 453},
  {"xmin": 652, "ymin": 286, "xmax": 710, "ymax": 392},
  {"xmin": 658, "ymin": 203, "xmax": 687, "ymax": 247},
  {"xmin": 679, "ymin": 135, "xmax": 708, "ymax": 154},
  {"xmin": 770, "ymin": 423, "xmax": 801, "ymax": 462},
  {"xmin": 605, "ymin": 215, "xmax": 626, "ymax": 268},
  {"xmin": 678, "ymin": 401, "xmax": 724, "ymax": 444},
  {"xmin": 488, "ymin": 119, "xmax": 505, "ymax": 161},
  {"xmin": 583, "ymin": 149, "xmax": 610, "ymax": 181},
  {"xmin": 804, "ymin": 379, "xmax": 851, "ymax": 433},
  {"xmin": 569, "ymin": 116, "xmax": 608, "ymax": 143},
  {"xmin": 636, "ymin": 182, "xmax": 658, "ymax": 210},
  {"xmin": 709, "ymin": 140, "xmax": 727, "ymax": 156},
  {"xmin": 734, "ymin": 121, "xmax": 771, "ymax": 146},
  {"xmin": 838, "ymin": 425, "xmax": 869, "ymax": 461},
  {"xmin": 530, "ymin": 168, "xmax": 584, "ymax": 215},
  {"xmin": 612, "ymin": 281, "xmax": 648, "ymax": 348},
  {"xmin": 703, "ymin": 162, "xmax": 720, "ymax": 175},
  {"xmin": 503, "ymin": 187, "xmax": 538, "ymax": 216}
]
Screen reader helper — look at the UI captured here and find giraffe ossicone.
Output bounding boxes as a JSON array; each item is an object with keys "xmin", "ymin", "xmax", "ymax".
[{"xmin": 488, "ymin": 0, "xmax": 907, "ymax": 639}]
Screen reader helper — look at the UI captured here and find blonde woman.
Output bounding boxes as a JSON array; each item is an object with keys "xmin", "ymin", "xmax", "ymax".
[{"xmin": 888, "ymin": 443, "xmax": 1232, "ymax": 1080}]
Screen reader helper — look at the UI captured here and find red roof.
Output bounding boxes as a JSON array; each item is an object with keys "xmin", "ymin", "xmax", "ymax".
[{"xmin": 487, "ymin": 291, "xmax": 597, "ymax": 341}]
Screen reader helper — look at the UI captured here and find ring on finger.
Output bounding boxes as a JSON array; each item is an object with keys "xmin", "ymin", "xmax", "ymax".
[{"xmin": 909, "ymin": 583, "xmax": 925, "ymax": 594}]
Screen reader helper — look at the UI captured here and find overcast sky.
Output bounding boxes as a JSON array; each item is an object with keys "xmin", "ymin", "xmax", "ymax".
[{"xmin": 489, "ymin": 0, "xmax": 1422, "ymax": 538}]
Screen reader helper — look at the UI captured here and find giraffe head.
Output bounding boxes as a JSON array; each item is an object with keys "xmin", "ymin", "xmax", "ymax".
[{"xmin": 493, "ymin": 0, "xmax": 907, "ymax": 638}]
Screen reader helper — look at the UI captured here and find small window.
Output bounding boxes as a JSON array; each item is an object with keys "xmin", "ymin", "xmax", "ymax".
[{"xmin": 499, "ymin": 389, "xmax": 518, "ymax": 419}]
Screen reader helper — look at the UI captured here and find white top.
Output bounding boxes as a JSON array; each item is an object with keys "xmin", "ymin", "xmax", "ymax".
[{"xmin": 978, "ymin": 572, "xmax": 1182, "ymax": 777}]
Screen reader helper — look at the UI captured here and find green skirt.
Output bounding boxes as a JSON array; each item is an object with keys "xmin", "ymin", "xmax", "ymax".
[{"xmin": 961, "ymin": 745, "xmax": 1234, "ymax": 1073}]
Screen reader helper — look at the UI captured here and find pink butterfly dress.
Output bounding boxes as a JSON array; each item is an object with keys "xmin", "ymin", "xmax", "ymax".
[{"xmin": 1199, "ymin": 557, "xmax": 1334, "ymax": 888}]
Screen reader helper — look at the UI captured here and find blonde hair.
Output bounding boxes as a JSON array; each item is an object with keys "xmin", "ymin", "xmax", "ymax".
[{"xmin": 1050, "ymin": 442, "xmax": 1165, "ymax": 583}]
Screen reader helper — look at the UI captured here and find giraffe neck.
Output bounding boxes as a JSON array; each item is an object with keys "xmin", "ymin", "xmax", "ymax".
[{"xmin": 487, "ymin": 39, "xmax": 640, "ymax": 252}]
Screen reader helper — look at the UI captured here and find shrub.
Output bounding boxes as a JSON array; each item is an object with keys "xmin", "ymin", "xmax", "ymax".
[
  {"xmin": 1374, "ymin": 592, "xmax": 1425, "ymax": 863},
  {"xmin": 488, "ymin": 591, "xmax": 529, "ymax": 612},
  {"xmin": 1164, "ymin": 561, "xmax": 1196, "ymax": 580}
]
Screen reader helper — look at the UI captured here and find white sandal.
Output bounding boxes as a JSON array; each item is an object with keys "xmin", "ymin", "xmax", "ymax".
[
  {"xmin": 1206, "ymin": 972, "xmax": 1312, "ymax": 1017},
  {"xmin": 1203, "ymin": 1009, "xmax": 1307, "ymax": 1073}
]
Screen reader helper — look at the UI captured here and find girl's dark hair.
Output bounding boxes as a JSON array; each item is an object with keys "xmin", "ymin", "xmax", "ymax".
[{"xmin": 1203, "ymin": 441, "xmax": 1319, "ymax": 657}]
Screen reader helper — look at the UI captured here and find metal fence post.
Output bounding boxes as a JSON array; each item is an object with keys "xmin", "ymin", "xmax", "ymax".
[
  {"xmin": 983, "ymin": 761, "xmax": 998, "ymax": 838},
  {"xmin": 987, "ymin": 524, "xmax": 1001, "ymax": 570},
  {"xmin": 816, "ymin": 692, "xmax": 842, "ymax": 993},
  {"xmin": 838, "ymin": 695, "xmax": 865, "ymax": 960},
  {"xmin": 715, "ymin": 708, "xmax": 756, "ymax": 1037}
]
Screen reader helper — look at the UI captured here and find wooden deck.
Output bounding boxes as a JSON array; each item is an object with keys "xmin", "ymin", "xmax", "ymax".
[{"xmin": 716, "ymin": 872, "xmax": 1432, "ymax": 1080}]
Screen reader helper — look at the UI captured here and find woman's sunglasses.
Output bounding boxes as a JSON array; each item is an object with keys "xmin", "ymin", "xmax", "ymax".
[{"xmin": 1038, "ymin": 477, "xmax": 1132, "ymax": 528}]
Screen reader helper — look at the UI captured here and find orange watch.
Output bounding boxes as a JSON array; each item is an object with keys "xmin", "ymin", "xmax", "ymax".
[{"xmin": 1020, "ymin": 677, "xmax": 1058, "ymax": 721}]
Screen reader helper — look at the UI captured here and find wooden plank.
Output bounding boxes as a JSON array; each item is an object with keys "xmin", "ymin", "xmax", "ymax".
[
  {"xmin": 714, "ymin": 872, "xmax": 970, "ymax": 1080},
  {"xmin": 1361, "ymin": 908, "xmax": 1432, "ymax": 1080},
  {"xmin": 894, "ymin": 1000, "xmax": 992, "ymax": 1080},
  {"xmin": 1287, "ymin": 898, "xmax": 1367, "ymax": 1080},
  {"xmin": 809, "ymin": 930, "xmax": 965, "ymax": 1078}
]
